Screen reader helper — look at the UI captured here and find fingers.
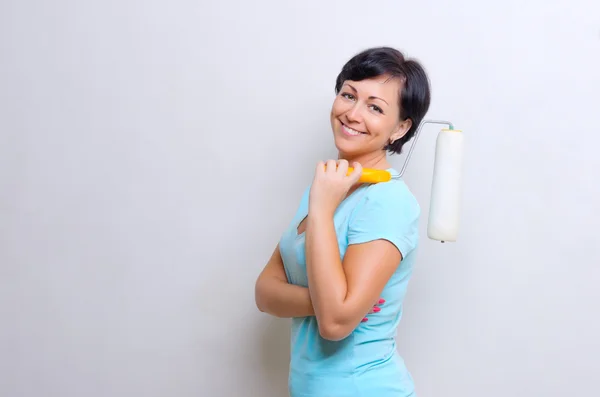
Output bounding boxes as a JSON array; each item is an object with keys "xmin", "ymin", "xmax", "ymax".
[
  {"xmin": 370, "ymin": 298, "xmax": 385, "ymax": 310},
  {"xmin": 365, "ymin": 298, "xmax": 385, "ymax": 321},
  {"xmin": 336, "ymin": 159, "xmax": 349, "ymax": 175},
  {"xmin": 348, "ymin": 161, "xmax": 363, "ymax": 182},
  {"xmin": 325, "ymin": 159, "xmax": 337, "ymax": 174},
  {"xmin": 321, "ymin": 159, "xmax": 356, "ymax": 175},
  {"xmin": 315, "ymin": 160, "xmax": 326, "ymax": 174},
  {"xmin": 319, "ymin": 159, "xmax": 363, "ymax": 182}
]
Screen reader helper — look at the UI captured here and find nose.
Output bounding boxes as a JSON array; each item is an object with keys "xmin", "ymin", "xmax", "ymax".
[{"xmin": 346, "ymin": 103, "xmax": 362, "ymax": 123}]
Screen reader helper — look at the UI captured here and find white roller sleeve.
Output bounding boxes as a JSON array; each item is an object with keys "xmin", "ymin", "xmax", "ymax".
[{"xmin": 427, "ymin": 128, "xmax": 464, "ymax": 242}]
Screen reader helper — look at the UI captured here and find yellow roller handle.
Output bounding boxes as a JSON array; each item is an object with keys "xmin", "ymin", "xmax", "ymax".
[{"xmin": 352, "ymin": 167, "xmax": 392, "ymax": 183}]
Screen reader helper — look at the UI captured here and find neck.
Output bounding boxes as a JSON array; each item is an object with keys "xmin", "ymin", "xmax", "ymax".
[{"xmin": 338, "ymin": 150, "xmax": 390, "ymax": 170}]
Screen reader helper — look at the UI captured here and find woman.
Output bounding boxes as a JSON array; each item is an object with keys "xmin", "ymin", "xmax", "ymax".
[{"xmin": 255, "ymin": 46, "xmax": 430, "ymax": 397}]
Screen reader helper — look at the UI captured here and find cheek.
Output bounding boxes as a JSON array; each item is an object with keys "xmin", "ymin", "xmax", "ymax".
[
  {"xmin": 331, "ymin": 98, "xmax": 349, "ymax": 117},
  {"xmin": 365, "ymin": 117, "xmax": 393, "ymax": 138}
]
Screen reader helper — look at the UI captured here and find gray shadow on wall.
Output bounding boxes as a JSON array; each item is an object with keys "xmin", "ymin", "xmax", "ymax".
[{"xmin": 257, "ymin": 316, "xmax": 291, "ymax": 397}]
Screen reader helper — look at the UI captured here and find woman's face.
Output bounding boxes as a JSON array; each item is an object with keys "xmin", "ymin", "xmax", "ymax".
[{"xmin": 330, "ymin": 74, "xmax": 411, "ymax": 161}]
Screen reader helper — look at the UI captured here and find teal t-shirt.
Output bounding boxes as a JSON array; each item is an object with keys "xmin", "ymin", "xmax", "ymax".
[{"xmin": 279, "ymin": 168, "xmax": 420, "ymax": 397}]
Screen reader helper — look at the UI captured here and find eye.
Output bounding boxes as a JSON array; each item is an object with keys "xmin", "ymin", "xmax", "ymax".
[
  {"xmin": 341, "ymin": 92, "xmax": 356, "ymax": 101},
  {"xmin": 369, "ymin": 104, "xmax": 384, "ymax": 114}
]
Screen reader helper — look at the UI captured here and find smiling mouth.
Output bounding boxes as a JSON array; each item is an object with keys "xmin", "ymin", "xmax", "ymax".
[{"xmin": 341, "ymin": 123, "xmax": 367, "ymax": 136}]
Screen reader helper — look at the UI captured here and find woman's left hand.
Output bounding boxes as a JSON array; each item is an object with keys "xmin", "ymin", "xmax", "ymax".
[{"xmin": 308, "ymin": 159, "xmax": 362, "ymax": 217}]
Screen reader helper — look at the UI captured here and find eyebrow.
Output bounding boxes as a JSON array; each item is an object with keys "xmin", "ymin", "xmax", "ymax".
[{"xmin": 344, "ymin": 83, "xmax": 389, "ymax": 105}]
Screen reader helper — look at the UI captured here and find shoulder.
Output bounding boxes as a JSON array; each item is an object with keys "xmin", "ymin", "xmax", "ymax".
[
  {"xmin": 353, "ymin": 177, "xmax": 420, "ymax": 220},
  {"xmin": 347, "ymin": 175, "xmax": 421, "ymax": 258}
]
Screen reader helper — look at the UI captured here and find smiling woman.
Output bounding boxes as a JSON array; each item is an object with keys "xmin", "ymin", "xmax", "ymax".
[{"xmin": 254, "ymin": 47, "xmax": 431, "ymax": 397}]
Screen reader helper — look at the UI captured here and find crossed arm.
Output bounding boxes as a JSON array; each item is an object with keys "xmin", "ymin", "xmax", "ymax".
[
  {"xmin": 254, "ymin": 244, "xmax": 315, "ymax": 318},
  {"xmin": 254, "ymin": 214, "xmax": 401, "ymax": 341}
]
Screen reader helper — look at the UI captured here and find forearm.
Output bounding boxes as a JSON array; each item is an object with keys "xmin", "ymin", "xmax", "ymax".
[
  {"xmin": 305, "ymin": 213, "xmax": 352, "ymax": 328},
  {"xmin": 255, "ymin": 277, "xmax": 314, "ymax": 318}
]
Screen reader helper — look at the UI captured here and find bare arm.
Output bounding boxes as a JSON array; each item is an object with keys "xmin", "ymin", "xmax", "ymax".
[
  {"xmin": 305, "ymin": 212, "xmax": 401, "ymax": 340},
  {"xmin": 254, "ymin": 244, "xmax": 315, "ymax": 318}
]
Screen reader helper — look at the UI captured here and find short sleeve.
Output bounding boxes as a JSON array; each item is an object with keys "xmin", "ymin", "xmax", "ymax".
[{"xmin": 347, "ymin": 183, "xmax": 421, "ymax": 259}]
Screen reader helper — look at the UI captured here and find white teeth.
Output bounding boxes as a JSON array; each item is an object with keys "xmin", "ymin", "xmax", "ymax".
[{"xmin": 345, "ymin": 125, "xmax": 362, "ymax": 135}]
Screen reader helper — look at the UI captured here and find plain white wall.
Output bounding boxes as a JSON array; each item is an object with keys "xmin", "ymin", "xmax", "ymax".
[{"xmin": 1, "ymin": 0, "xmax": 599, "ymax": 396}]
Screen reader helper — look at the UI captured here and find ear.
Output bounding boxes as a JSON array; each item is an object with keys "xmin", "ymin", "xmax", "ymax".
[{"xmin": 389, "ymin": 119, "xmax": 412, "ymax": 144}]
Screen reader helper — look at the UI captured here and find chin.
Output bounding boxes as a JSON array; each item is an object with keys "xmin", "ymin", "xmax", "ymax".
[{"xmin": 333, "ymin": 136, "xmax": 361, "ymax": 157}]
